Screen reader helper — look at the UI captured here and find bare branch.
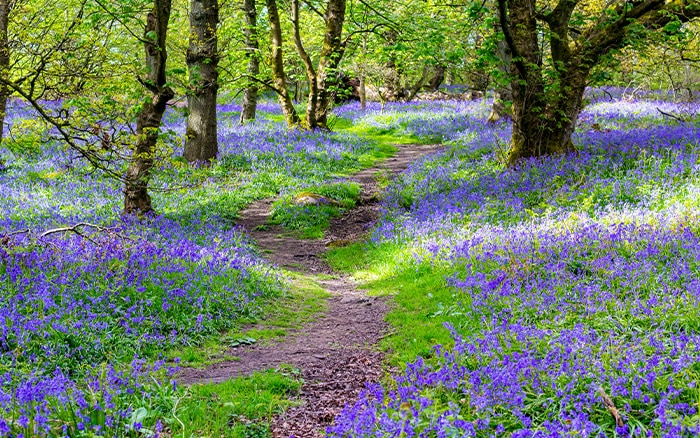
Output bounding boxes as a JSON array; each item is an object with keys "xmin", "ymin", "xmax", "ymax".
[
  {"xmin": 657, "ymin": 107, "xmax": 689, "ymax": 122},
  {"xmin": 301, "ymin": 0, "xmax": 325, "ymax": 18},
  {"xmin": 40, "ymin": 222, "xmax": 134, "ymax": 244}
]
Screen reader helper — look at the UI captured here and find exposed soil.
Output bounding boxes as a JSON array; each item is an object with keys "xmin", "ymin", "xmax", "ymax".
[{"xmin": 179, "ymin": 143, "xmax": 444, "ymax": 437}]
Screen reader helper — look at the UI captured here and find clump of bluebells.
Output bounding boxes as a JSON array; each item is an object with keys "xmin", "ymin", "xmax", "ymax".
[
  {"xmin": 0, "ymin": 100, "xmax": 381, "ymax": 435},
  {"xmin": 0, "ymin": 359, "xmax": 176, "ymax": 437},
  {"xmin": 329, "ymin": 98, "xmax": 700, "ymax": 436}
]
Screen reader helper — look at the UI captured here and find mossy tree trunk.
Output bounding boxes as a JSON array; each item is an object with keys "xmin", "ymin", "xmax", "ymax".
[
  {"xmin": 291, "ymin": 0, "xmax": 318, "ymax": 128},
  {"xmin": 498, "ymin": 0, "xmax": 700, "ymax": 166},
  {"xmin": 123, "ymin": 0, "xmax": 174, "ymax": 214},
  {"xmin": 184, "ymin": 0, "xmax": 219, "ymax": 163},
  {"xmin": 358, "ymin": 35, "xmax": 367, "ymax": 110},
  {"xmin": 266, "ymin": 0, "xmax": 300, "ymax": 128},
  {"xmin": 314, "ymin": 0, "xmax": 346, "ymax": 128},
  {"xmin": 0, "ymin": 0, "xmax": 10, "ymax": 151},
  {"xmin": 240, "ymin": 0, "xmax": 259, "ymax": 123},
  {"xmin": 487, "ymin": 9, "xmax": 512, "ymax": 123}
]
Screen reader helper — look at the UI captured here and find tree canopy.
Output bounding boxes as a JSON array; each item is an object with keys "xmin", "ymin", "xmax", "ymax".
[{"xmin": 0, "ymin": 0, "xmax": 698, "ymax": 211}]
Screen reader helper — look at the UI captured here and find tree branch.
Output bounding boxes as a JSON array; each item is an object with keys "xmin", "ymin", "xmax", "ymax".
[
  {"xmin": 497, "ymin": 0, "xmax": 527, "ymax": 78},
  {"xmin": 343, "ymin": 22, "xmax": 388, "ymax": 45},
  {"xmin": 301, "ymin": 0, "xmax": 325, "ymax": 18},
  {"xmin": 657, "ymin": 107, "xmax": 689, "ymax": 122},
  {"xmin": 40, "ymin": 222, "xmax": 134, "ymax": 244}
]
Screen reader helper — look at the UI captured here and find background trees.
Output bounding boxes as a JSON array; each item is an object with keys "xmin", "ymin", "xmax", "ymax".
[{"xmin": 0, "ymin": 0, "xmax": 698, "ymax": 213}]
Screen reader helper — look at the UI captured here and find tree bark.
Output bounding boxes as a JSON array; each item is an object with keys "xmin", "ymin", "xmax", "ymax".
[
  {"xmin": 291, "ymin": 0, "xmax": 318, "ymax": 128},
  {"xmin": 314, "ymin": 0, "xmax": 347, "ymax": 128},
  {"xmin": 403, "ymin": 65, "xmax": 430, "ymax": 102},
  {"xmin": 124, "ymin": 0, "xmax": 174, "ymax": 215},
  {"xmin": 496, "ymin": 0, "xmax": 699, "ymax": 165},
  {"xmin": 488, "ymin": 10, "xmax": 512, "ymax": 123},
  {"xmin": 184, "ymin": 0, "xmax": 219, "ymax": 163},
  {"xmin": 499, "ymin": 0, "xmax": 576, "ymax": 164},
  {"xmin": 266, "ymin": 0, "xmax": 300, "ymax": 128},
  {"xmin": 240, "ymin": 0, "xmax": 259, "ymax": 122},
  {"xmin": 358, "ymin": 74, "xmax": 366, "ymax": 110},
  {"xmin": 427, "ymin": 64, "xmax": 445, "ymax": 91},
  {"xmin": 0, "ymin": 0, "xmax": 11, "ymax": 149},
  {"xmin": 358, "ymin": 35, "xmax": 367, "ymax": 110}
]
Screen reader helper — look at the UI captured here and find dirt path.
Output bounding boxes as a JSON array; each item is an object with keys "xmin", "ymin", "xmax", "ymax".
[{"xmin": 179, "ymin": 143, "xmax": 444, "ymax": 437}]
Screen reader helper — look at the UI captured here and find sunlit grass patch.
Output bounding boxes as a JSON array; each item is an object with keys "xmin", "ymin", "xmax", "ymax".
[
  {"xmin": 175, "ymin": 367, "xmax": 302, "ymax": 438},
  {"xmin": 271, "ymin": 182, "xmax": 361, "ymax": 239}
]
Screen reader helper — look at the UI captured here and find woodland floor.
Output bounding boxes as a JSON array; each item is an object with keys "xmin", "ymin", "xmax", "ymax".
[{"xmin": 179, "ymin": 143, "xmax": 444, "ymax": 437}]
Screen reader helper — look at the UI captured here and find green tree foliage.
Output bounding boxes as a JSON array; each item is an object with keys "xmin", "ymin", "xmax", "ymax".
[{"xmin": 1, "ymin": 0, "xmax": 698, "ymax": 210}]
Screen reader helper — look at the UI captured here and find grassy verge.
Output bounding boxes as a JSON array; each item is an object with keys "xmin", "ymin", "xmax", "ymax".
[
  {"xmin": 174, "ymin": 367, "xmax": 302, "ymax": 438},
  {"xmin": 169, "ymin": 272, "xmax": 330, "ymax": 368},
  {"xmin": 270, "ymin": 182, "xmax": 361, "ymax": 239},
  {"xmin": 326, "ymin": 242, "xmax": 468, "ymax": 366}
]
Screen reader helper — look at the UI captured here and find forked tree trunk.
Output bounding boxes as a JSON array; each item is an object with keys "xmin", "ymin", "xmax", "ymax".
[
  {"xmin": 314, "ymin": 0, "xmax": 347, "ymax": 128},
  {"xmin": 240, "ymin": 0, "xmax": 259, "ymax": 122},
  {"xmin": 0, "ymin": 0, "xmax": 10, "ymax": 149},
  {"xmin": 427, "ymin": 64, "xmax": 445, "ymax": 91},
  {"xmin": 499, "ymin": 0, "xmax": 590, "ymax": 165},
  {"xmin": 291, "ymin": 0, "xmax": 318, "ymax": 128},
  {"xmin": 498, "ymin": 0, "xmax": 700, "ymax": 166},
  {"xmin": 184, "ymin": 0, "xmax": 219, "ymax": 163},
  {"xmin": 265, "ymin": 0, "xmax": 300, "ymax": 128},
  {"xmin": 124, "ymin": 0, "xmax": 174, "ymax": 214}
]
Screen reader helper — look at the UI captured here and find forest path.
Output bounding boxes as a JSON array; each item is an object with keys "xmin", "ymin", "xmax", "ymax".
[{"xmin": 179, "ymin": 143, "xmax": 444, "ymax": 437}]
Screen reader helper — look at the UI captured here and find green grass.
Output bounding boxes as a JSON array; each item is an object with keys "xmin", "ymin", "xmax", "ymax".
[
  {"xmin": 168, "ymin": 272, "xmax": 329, "ymax": 368},
  {"xmin": 271, "ymin": 182, "xmax": 361, "ymax": 239},
  {"xmin": 174, "ymin": 367, "xmax": 302, "ymax": 438},
  {"xmin": 170, "ymin": 273, "xmax": 328, "ymax": 436},
  {"xmin": 342, "ymin": 121, "xmax": 421, "ymax": 148},
  {"xmin": 326, "ymin": 242, "xmax": 473, "ymax": 366}
]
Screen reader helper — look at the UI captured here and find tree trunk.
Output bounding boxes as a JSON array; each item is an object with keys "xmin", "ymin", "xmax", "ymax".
[
  {"xmin": 291, "ymin": 0, "xmax": 318, "ymax": 129},
  {"xmin": 427, "ymin": 64, "xmax": 445, "ymax": 91},
  {"xmin": 240, "ymin": 0, "xmax": 259, "ymax": 123},
  {"xmin": 488, "ymin": 12, "xmax": 512, "ymax": 123},
  {"xmin": 498, "ymin": 0, "xmax": 700, "ymax": 165},
  {"xmin": 0, "ymin": 0, "xmax": 10, "ymax": 149},
  {"xmin": 358, "ymin": 35, "xmax": 367, "ymax": 110},
  {"xmin": 184, "ymin": 0, "xmax": 219, "ymax": 163},
  {"xmin": 265, "ymin": 0, "xmax": 300, "ymax": 128},
  {"xmin": 358, "ymin": 74, "xmax": 366, "ymax": 110},
  {"xmin": 403, "ymin": 65, "xmax": 430, "ymax": 102},
  {"xmin": 124, "ymin": 0, "xmax": 174, "ymax": 215},
  {"xmin": 499, "ymin": 0, "xmax": 576, "ymax": 165},
  {"xmin": 314, "ymin": 0, "xmax": 346, "ymax": 128}
]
